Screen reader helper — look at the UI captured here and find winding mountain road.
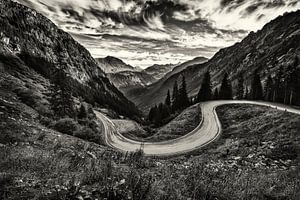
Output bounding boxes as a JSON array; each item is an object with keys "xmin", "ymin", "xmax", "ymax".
[{"xmin": 95, "ymin": 100, "xmax": 300, "ymax": 156}]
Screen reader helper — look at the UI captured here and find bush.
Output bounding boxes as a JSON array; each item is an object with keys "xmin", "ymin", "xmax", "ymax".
[
  {"xmin": 73, "ymin": 127, "xmax": 99, "ymax": 143},
  {"xmin": 52, "ymin": 118, "xmax": 79, "ymax": 135},
  {"xmin": 36, "ymin": 103, "xmax": 52, "ymax": 117},
  {"xmin": 0, "ymin": 123, "xmax": 28, "ymax": 144},
  {"xmin": 15, "ymin": 87, "xmax": 41, "ymax": 107},
  {"xmin": 78, "ymin": 119, "xmax": 99, "ymax": 132},
  {"xmin": 77, "ymin": 104, "xmax": 88, "ymax": 119},
  {"xmin": 39, "ymin": 116, "xmax": 53, "ymax": 127}
]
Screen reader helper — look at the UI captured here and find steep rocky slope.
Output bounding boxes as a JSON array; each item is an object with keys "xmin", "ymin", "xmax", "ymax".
[
  {"xmin": 128, "ymin": 11, "xmax": 300, "ymax": 111},
  {"xmin": 0, "ymin": 0, "xmax": 140, "ymax": 118}
]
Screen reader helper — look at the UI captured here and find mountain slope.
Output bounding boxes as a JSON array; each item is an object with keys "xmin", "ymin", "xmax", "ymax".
[
  {"xmin": 107, "ymin": 70, "xmax": 155, "ymax": 90},
  {"xmin": 106, "ymin": 63, "xmax": 176, "ymax": 94},
  {"xmin": 127, "ymin": 11, "xmax": 300, "ymax": 111},
  {"xmin": 95, "ymin": 56, "xmax": 141, "ymax": 74},
  {"xmin": 0, "ymin": 0, "xmax": 140, "ymax": 118},
  {"xmin": 143, "ymin": 63, "xmax": 176, "ymax": 81},
  {"xmin": 164, "ymin": 56, "xmax": 208, "ymax": 81}
]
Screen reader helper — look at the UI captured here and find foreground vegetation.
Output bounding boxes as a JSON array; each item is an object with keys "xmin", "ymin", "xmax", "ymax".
[{"xmin": 1, "ymin": 101, "xmax": 299, "ymax": 199}]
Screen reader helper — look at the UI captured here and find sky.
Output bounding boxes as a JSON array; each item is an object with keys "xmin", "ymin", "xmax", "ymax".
[{"xmin": 15, "ymin": 0, "xmax": 300, "ymax": 68}]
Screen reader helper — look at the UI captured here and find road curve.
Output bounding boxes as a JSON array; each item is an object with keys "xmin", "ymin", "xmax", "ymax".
[{"xmin": 95, "ymin": 100, "xmax": 300, "ymax": 156}]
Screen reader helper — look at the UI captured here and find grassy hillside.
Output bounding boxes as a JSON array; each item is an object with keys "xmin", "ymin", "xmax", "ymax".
[
  {"xmin": 1, "ymin": 103, "xmax": 299, "ymax": 199},
  {"xmin": 146, "ymin": 104, "xmax": 201, "ymax": 142},
  {"xmin": 113, "ymin": 104, "xmax": 201, "ymax": 142}
]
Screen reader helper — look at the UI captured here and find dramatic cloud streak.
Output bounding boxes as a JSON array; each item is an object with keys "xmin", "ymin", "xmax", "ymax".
[{"xmin": 15, "ymin": 0, "xmax": 300, "ymax": 68}]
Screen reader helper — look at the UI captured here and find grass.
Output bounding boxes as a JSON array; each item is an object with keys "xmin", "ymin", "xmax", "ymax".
[
  {"xmin": 114, "ymin": 104, "xmax": 201, "ymax": 142},
  {"xmin": 1, "ymin": 88, "xmax": 300, "ymax": 200},
  {"xmin": 113, "ymin": 119, "xmax": 149, "ymax": 139},
  {"xmin": 147, "ymin": 104, "xmax": 201, "ymax": 142}
]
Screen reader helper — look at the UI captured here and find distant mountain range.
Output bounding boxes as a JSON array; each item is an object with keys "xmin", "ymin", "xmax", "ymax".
[
  {"xmin": 102, "ymin": 57, "xmax": 208, "ymax": 96},
  {"xmin": 126, "ymin": 10, "xmax": 300, "ymax": 112},
  {"xmin": 0, "ymin": 0, "xmax": 140, "ymax": 118},
  {"xmin": 98, "ymin": 58, "xmax": 180, "ymax": 93},
  {"xmin": 144, "ymin": 63, "xmax": 178, "ymax": 81},
  {"xmin": 1, "ymin": 0, "xmax": 299, "ymax": 117}
]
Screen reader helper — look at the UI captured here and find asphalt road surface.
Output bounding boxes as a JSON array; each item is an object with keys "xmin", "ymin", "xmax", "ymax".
[{"xmin": 95, "ymin": 100, "xmax": 300, "ymax": 156}]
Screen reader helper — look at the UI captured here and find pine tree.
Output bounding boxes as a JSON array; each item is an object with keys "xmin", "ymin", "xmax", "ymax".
[
  {"xmin": 273, "ymin": 66, "xmax": 284, "ymax": 102},
  {"xmin": 155, "ymin": 103, "xmax": 165, "ymax": 125},
  {"xmin": 286, "ymin": 56, "xmax": 300, "ymax": 105},
  {"xmin": 219, "ymin": 73, "xmax": 233, "ymax": 100},
  {"xmin": 148, "ymin": 106, "xmax": 155, "ymax": 122},
  {"xmin": 49, "ymin": 50, "xmax": 76, "ymax": 119},
  {"xmin": 264, "ymin": 75, "xmax": 273, "ymax": 101},
  {"xmin": 236, "ymin": 75, "xmax": 244, "ymax": 100},
  {"xmin": 244, "ymin": 87, "xmax": 249, "ymax": 99},
  {"xmin": 213, "ymin": 88, "xmax": 219, "ymax": 100},
  {"xmin": 197, "ymin": 70, "xmax": 212, "ymax": 102},
  {"xmin": 179, "ymin": 75, "xmax": 190, "ymax": 109},
  {"xmin": 165, "ymin": 90, "xmax": 171, "ymax": 106},
  {"xmin": 50, "ymin": 65, "xmax": 76, "ymax": 118},
  {"xmin": 250, "ymin": 69, "xmax": 263, "ymax": 100},
  {"xmin": 78, "ymin": 104, "xmax": 88, "ymax": 119},
  {"xmin": 160, "ymin": 103, "xmax": 170, "ymax": 120},
  {"xmin": 290, "ymin": 67, "xmax": 300, "ymax": 105},
  {"xmin": 151, "ymin": 105, "xmax": 160, "ymax": 125},
  {"xmin": 172, "ymin": 80, "xmax": 179, "ymax": 111}
]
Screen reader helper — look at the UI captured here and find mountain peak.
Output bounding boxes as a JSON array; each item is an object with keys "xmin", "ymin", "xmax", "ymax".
[
  {"xmin": 96, "ymin": 56, "xmax": 141, "ymax": 74},
  {"xmin": 104, "ymin": 56, "xmax": 123, "ymax": 62}
]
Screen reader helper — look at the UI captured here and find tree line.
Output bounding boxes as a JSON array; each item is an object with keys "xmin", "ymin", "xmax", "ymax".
[
  {"xmin": 148, "ymin": 76, "xmax": 190, "ymax": 126},
  {"xmin": 148, "ymin": 56, "xmax": 300, "ymax": 125},
  {"xmin": 196, "ymin": 56, "xmax": 299, "ymax": 104}
]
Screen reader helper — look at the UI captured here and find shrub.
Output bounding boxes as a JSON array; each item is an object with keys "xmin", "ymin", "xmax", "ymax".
[
  {"xmin": 87, "ymin": 106, "xmax": 96, "ymax": 119},
  {"xmin": 15, "ymin": 87, "xmax": 41, "ymax": 107},
  {"xmin": 0, "ymin": 123, "xmax": 27, "ymax": 144},
  {"xmin": 73, "ymin": 127, "xmax": 99, "ymax": 143},
  {"xmin": 39, "ymin": 116, "xmax": 53, "ymax": 127},
  {"xmin": 77, "ymin": 104, "xmax": 87, "ymax": 119},
  {"xmin": 36, "ymin": 103, "xmax": 52, "ymax": 117},
  {"xmin": 52, "ymin": 118, "xmax": 79, "ymax": 135}
]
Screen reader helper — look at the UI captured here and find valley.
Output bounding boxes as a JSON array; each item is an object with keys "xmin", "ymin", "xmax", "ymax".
[
  {"xmin": 1, "ymin": 0, "xmax": 300, "ymax": 199},
  {"xmin": 124, "ymin": 11, "xmax": 300, "ymax": 111},
  {"xmin": 96, "ymin": 100, "xmax": 300, "ymax": 156}
]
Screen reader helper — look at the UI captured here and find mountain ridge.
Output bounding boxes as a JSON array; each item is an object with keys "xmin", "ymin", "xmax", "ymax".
[
  {"xmin": 95, "ymin": 56, "xmax": 142, "ymax": 74},
  {"xmin": 143, "ymin": 63, "xmax": 177, "ymax": 80},
  {"xmin": 105, "ymin": 63, "xmax": 178, "ymax": 93},
  {"xmin": 126, "ymin": 10, "xmax": 300, "ymax": 111},
  {"xmin": 0, "ymin": 0, "xmax": 141, "ymax": 118}
]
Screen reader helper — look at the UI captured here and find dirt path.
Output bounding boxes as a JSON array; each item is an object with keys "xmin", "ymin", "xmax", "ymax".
[{"xmin": 95, "ymin": 100, "xmax": 300, "ymax": 156}]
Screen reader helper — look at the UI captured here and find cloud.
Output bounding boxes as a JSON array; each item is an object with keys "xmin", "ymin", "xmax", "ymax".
[{"xmin": 14, "ymin": 0, "xmax": 300, "ymax": 68}]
